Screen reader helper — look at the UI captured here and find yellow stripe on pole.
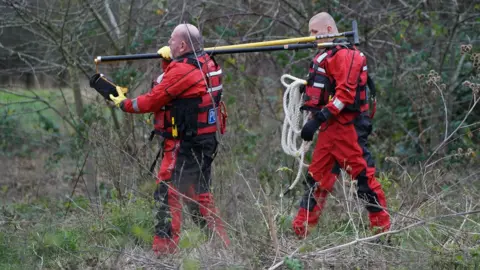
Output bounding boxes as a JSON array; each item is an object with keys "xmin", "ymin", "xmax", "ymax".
[
  {"xmin": 204, "ymin": 36, "xmax": 317, "ymax": 50},
  {"xmin": 93, "ymin": 41, "xmax": 346, "ymax": 65}
]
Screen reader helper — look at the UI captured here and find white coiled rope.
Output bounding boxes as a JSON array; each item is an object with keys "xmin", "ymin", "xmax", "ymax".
[{"xmin": 280, "ymin": 74, "xmax": 312, "ymax": 197}]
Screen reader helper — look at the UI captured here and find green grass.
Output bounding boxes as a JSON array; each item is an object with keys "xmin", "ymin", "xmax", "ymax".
[
  {"xmin": 1, "ymin": 88, "xmax": 138, "ymax": 132},
  {"xmin": 2, "ymin": 177, "xmax": 480, "ymax": 269},
  {"xmin": 0, "ymin": 89, "xmax": 55, "ymax": 100},
  {"xmin": 1, "ymin": 194, "xmax": 156, "ymax": 269},
  {"xmin": 1, "ymin": 86, "xmax": 479, "ymax": 269},
  {"xmin": 0, "ymin": 89, "xmax": 66, "ymax": 132},
  {"xmin": 0, "ymin": 88, "xmax": 125, "ymax": 156}
]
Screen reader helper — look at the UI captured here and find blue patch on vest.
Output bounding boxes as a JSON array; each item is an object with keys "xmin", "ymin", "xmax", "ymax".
[{"xmin": 208, "ymin": 108, "xmax": 216, "ymax": 124}]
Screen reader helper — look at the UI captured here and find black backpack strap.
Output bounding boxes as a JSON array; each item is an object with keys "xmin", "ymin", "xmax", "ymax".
[
  {"xmin": 366, "ymin": 75, "xmax": 377, "ymax": 119},
  {"xmin": 149, "ymin": 146, "xmax": 163, "ymax": 175},
  {"xmin": 209, "ymin": 54, "xmax": 219, "ymax": 68},
  {"xmin": 149, "ymin": 137, "xmax": 165, "ymax": 175},
  {"xmin": 367, "ymin": 75, "xmax": 376, "ymax": 100},
  {"xmin": 184, "ymin": 58, "xmax": 203, "ymax": 69}
]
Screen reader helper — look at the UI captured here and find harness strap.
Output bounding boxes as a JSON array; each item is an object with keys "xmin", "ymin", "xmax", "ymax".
[
  {"xmin": 367, "ymin": 75, "xmax": 377, "ymax": 119},
  {"xmin": 149, "ymin": 145, "xmax": 163, "ymax": 174}
]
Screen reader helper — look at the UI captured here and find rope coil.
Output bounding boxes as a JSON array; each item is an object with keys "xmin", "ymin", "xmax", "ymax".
[{"xmin": 280, "ymin": 74, "xmax": 312, "ymax": 197}]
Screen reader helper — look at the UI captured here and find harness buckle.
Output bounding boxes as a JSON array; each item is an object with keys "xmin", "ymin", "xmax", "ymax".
[{"xmin": 171, "ymin": 117, "xmax": 178, "ymax": 138}]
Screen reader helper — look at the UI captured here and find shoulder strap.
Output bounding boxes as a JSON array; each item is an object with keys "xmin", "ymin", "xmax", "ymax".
[
  {"xmin": 209, "ymin": 54, "xmax": 219, "ymax": 68},
  {"xmin": 174, "ymin": 51, "xmax": 207, "ymax": 69},
  {"xmin": 367, "ymin": 75, "xmax": 376, "ymax": 99},
  {"xmin": 184, "ymin": 58, "xmax": 203, "ymax": 69}
]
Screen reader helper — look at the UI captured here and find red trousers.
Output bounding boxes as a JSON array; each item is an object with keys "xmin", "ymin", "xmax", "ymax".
[
  {"xmin": 292, "ymin": 113, "xmax": 390, "ymax": 237},
  {"xmin": 152, "ymin": 135, "xmax": 229, "ymax": 254}
]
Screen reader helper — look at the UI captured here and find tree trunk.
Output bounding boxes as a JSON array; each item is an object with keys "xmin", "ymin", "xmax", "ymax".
[
  {"xmin": 68, "ymin": 65, "xmax": 98, "ymax": 205},
  {"xmin": 69, "ymin": 66, "xmax": 84, "ymax": 118}
]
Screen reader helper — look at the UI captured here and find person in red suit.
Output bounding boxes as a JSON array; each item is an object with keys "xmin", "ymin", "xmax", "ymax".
[
  {"xmin": 92, "ymin": 23, "xmax": 229, "ymax": 255},
  {"xmin": 292, "ymin": 12, "xmax": 391, "ymax": 238}
]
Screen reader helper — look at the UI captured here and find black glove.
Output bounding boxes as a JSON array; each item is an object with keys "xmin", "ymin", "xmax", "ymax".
[
  {"xmin": 89, "ymin": 73, "xmax": 122, "ymax": 100},
  {"xmin": 300, "ymin": 108, "xmax": 332, "ymax": 141},
  {"xmin": 299, "ymin": 84, "xmax": 306, "ymax": 94}
]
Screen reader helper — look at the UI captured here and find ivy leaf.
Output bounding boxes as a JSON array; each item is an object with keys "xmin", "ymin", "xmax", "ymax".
[{"xmin": 284, "ymin": 257, "xmax": 303, "ymax": 270}]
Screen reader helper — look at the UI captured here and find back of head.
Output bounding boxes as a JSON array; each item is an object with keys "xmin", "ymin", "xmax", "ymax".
[
  {"xmin": 169, "ymin": 24, "xmax": 204, "ymax": 58},
  {"xmin": 174, "ymin": 24, "xmax": 204, "ymax": 51},
  {"xmin": 309, "ymin": 12, "xmax": 339, "ymax": 38}
]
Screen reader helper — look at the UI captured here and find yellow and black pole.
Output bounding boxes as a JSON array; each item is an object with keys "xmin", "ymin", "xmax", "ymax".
[
  {"xmin": 204, "ymin": 20, "xmax": 359, "ymax": 50},
  {"xmin": 94, "ymin": 41, "xmax": 351, "ymax": 64},
  {"xmin": 94, "ymin": 20, "xmax": 359, "ymax": 65}
]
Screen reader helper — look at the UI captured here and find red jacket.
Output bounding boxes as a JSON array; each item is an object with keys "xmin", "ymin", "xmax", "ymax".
[
  {"xmin": 304, "ymin": 44, "xmax": 369, "ymax": 123},
  {"xmin": 120, "ymin": 51, "xmax": 224, "ymax": 138}
]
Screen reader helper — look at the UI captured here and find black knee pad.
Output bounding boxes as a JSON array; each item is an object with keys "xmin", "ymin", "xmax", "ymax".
[
  {"xmin": 154, "ymin": 214, "xmax": 173, "ymax": 238},
  {"xmin": 153, "ymin": 182, "xmax": 169, "ymax": 202},
  {"xmin": 356, "ymin": 170, "xmax": 382, "ymax": 213},
  {"xmin": 304, "ymin": 174, "xmax": 317, "ymax": 188},
  {"xmin": 153, "ymin": 182, "xmax": 173, "ymax": 237},
  {"xmin": 299, "ymin": 174, "xmax": 319, "ymax": 211},
  {"xmin": 331, "ymin": 162, "xmax": 341, "ymax": 175}
]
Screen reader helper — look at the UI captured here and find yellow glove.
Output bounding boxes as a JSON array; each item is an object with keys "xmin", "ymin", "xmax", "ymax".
[
  {"xmin": 157, "ymin": 46, "xmax": 172, "ymax": 60},
  {"xmin": 117, "ymin": 86, "xmax": 128, "ymax": 94},
  {"xmin": 109, "ymin": 86, "xmax": 127, "ymax": 107}
]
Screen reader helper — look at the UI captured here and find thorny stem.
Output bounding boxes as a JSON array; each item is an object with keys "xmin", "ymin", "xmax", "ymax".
[{"xmin": 425, "ymin": 91, "xmax": 479, "ymax": 168}]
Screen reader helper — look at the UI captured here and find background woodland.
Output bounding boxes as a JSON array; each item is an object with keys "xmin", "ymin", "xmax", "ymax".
[{"xmin": 0, "ymin": 0, "xmax": 479, "ymax": 269}]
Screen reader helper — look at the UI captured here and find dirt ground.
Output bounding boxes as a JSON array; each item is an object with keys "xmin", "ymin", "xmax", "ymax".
[{"xmin": 0, "ymin": 151, "xmax": 83, "ymax": 204}]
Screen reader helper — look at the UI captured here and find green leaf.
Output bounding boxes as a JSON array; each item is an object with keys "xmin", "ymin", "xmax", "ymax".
[
  {"xmin": 298, "ymin": 244, "xmax": 315, "ymax": 253},
  {"xmin": 182, "ymin": 257, "xmax": 200, "ymax": 270},
  {"xmin": 178, "ymin": 229, "xmax": 206, "ymax": 249},
  {"xmin": 131, "ymin": 225, "xmax": 151, "ymax": 244},
  {"xmin": 284, "ymin": 257, "xmax": 303, "ymax": 270},
  {"xmin": 276, "ymin": 167, "xmax": 293, "ymax": 173}
]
